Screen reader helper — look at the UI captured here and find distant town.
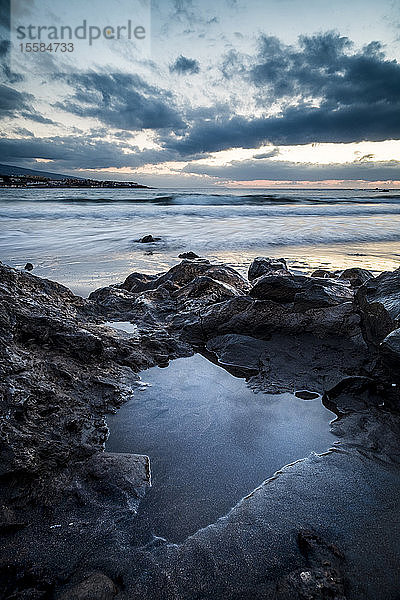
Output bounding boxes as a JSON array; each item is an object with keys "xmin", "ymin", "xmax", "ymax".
[{"xmin": 0, "ymin": 174, "xmax": 150, "ymax": 188}]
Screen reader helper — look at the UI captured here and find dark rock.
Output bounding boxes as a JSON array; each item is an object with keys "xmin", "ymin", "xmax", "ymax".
[
  {"xmin": 356, "ymin": 268, "xmax": 400, "ymax": 346},
  {"xmin": 173, "ymin": 275, "xmax": 240, "ymax": 308},
  {"xmin": 380, "ymin": 328, "xmax": 400, "ymax": 366},
  {"xmin": 250, "ymin": 274, "xmax": 307, "ymax": 302},
  {"xmin": 248, "ymin": 256, "xmax": 288, "ymax": 281},
  {"xmin": 339, "ymin": 267, "xmax": 373, "ymax": 287},
  {"xmin": 323, "ymin": 376, "xmax": 380, "ymax": 413},
  {"xmin": 24, "ymin": 262, "xmax": 34, "ymax": 271},
  {"xmin": 197, "ymin": 295, "xmax": 360, "ymax": 342},
  {"xmin": 250, "ymin": 273, "xmax": 353, "ymax": 308},
  {"xmin": 311, "ymin": 268, "xmax": 334, "ymax": 278},
  {"xmin": 178, "ymin": 251, "xmax": 200, "ymax": 259},
  {"xmin": 58, "ymin": 572, "xmax": 117, "ymax": 600},
  {"xmin": 156, "ymin": 260, "xmax": 249, "ymax": 293},
  {"xmin": 138, "ymin": 235, "xmax": 161, "ymax": 243},
  {"xmin": 120, "ymin": 272, "xmax": 159, "ymax": 293}
]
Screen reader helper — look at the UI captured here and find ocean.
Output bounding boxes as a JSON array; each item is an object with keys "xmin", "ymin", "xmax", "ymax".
[{"xmin": 1, "ymin": 186, "xmax": 400, "ymax": 296}]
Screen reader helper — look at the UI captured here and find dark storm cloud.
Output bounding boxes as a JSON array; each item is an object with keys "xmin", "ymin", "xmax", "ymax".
[
  {"xmin": 0, "ymin": 80, "xmax": 56, "ymax": 123},
  {"xmin": 169, "ymin": 55, "xmax": 200, "ymax": 74},
  {"xmin": 165, "ymin": 32, "xmax": 400, "ymax": 154},
  {"xmin": 250, "ymin": 33, "xmax": 400, "ymax": 106},
  {"xmin": 0, "ymin": 135, "xmax": 178, "ymax": 170},
  {"xmin": 183, "ymin": 158, "xmax": 400, "ymax": 181},
  {"xmin": 55, "ymin": 72, "xmax": 186, "ymax": 132}
]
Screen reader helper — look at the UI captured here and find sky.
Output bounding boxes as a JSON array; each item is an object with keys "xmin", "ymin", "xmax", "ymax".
[{"xmin": 1, "ymin": 0, "xmax": 400, "ymax": 187}]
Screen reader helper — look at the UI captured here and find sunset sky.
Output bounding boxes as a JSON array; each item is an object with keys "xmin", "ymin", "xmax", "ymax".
[{"xmin": 1, "ymin": 0, "xmax": 400, "ymax": 187}]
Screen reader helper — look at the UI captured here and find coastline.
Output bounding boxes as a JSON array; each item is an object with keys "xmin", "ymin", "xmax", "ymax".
[
  {"xmin": 6, "ymin": 239, "xmax": 400, "ymax": 297},
  {"xmin": 0, "ymin": 255, "xmax": 399, "ymax": 599}
]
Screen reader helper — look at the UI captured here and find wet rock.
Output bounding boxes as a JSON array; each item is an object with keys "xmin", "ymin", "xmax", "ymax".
[
  {"xmin": 198, "ymin": 295, "xmax": 360, "ymax": 342},
  {"xmin": 248, "ymin": 256, "xmax": 288, "ymax": 281},
  {"xmin": 250, "ymin": 274, "xmax": 353, "ymax": 308},
  {"xmin": 138, "ymin": 235, "xmax": 161, "ymax": 243},
  {"xmin": 311, "ymin": 268, "xmax": 335, "ymax": 278},
  {"xmin": 356, "ymin": 268, "xmax": 400, "ymax": 345},
  {"xmin": 178, "ymin": 251, "xmax": 200, "ymax": 259},
  {"xmin": 173, "ymin": 275, "xmax": 240, "ymax": 308},
  {"xmin": 339, "ymin": 267, "xmax": 373, "ymax": 287},
  {"xmin": 80, "ymin": 452, "xmax": 151, "ymax": 510},
  {"xmin": 58, "ymin": 572, "xmax": 117, "ymax": 600},
  {"xmin": 155, "ymin": 260, "xmax": 249, "ymax": 293},
  {"xmin": 323, "ymin": 376, "xmax": 380, "ymax": 413},
  {"xmin": 24, "ymin": 262, "xmax": 34, "ymax": 271},
  {"xmin": 120, "ymin": 272, "xmax": 159, "ymax": 293},
  {"xmin": 380, "ymin": 328, "xmax": 400, "ymax": 366}
]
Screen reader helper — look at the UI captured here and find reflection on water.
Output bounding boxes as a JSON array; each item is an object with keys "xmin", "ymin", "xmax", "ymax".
[{"xmin": 106, "ymin": 354, "xmax": 336, "ymax": 543}]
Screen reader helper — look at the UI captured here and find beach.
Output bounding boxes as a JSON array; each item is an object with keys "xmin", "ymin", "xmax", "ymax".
[{"xmin": 1, "ymin": 187, "xmax": 400, "ymax": 295}]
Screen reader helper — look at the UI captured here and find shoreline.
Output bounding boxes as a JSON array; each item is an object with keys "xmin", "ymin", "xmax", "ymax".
[
  {"xmin": 5, "ymin": 239, "xmax": 400, "ymax": 297},
  {"xmin": 0, "ymin": 256, "xmax": 399, "ymax": 599}
]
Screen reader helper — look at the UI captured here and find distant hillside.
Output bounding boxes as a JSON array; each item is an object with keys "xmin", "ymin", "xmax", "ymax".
[{"xmin": 0, "ymin": 164, "xmax": 82, "ymax": 180}]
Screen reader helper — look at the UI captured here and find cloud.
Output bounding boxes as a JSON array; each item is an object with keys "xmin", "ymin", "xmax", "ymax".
[
  {"xmin": 0, "ymin": 135, "xmax": 177, "ymax": 170},
  {"xmin": 170, "ymin": 55, "xmax": 200, "ymax": 74},
  {"xmin": 55, "ymin": 72, "xmax": 186, "ymax": 132},
  {"xmin": 164, "ymin": 32, "xmax": 400, "ymax": 155},
  {"xmin": 183, "ymin": 158, "xmax": 400, "ymax": 181}
]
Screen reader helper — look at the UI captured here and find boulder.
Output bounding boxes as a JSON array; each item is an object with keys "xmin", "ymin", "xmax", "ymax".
[
  {"xmin": 356, "ymin": 268, "xmax": 400, "ymax": 345},
  {"xmin": 24, "ymin": 262, "xmax": 34, "ymax": 271},
  {"xmin": 138, "ymin": 235, "xmax": 161, "ymax": 243},
  {"xmin": 173, "ymin": 275, "xmax": 240, "ymax": 307},
  {"xmin": 120, "ymin": 272, "xmax": 159, "ymax": 293},
  {"xmin": 178, "ymin": 251, "xmax": 200, "ymax": 259},
  {"xmin": 380, "ymin": 328, "xmax": 400, "ymax": 366},
  {"xmin": 248, "ymin": 256, "xmax": 288, "ymax": 281},
  {"xmin": 250, "ymin": 274, "xmax": 353, "ymax": 308},
  {"xmin": 311, "ymin": 269, "xmax": 334, "ymax": 278},
  {"xmin": 156, "ymin": 260, "xmax": 249, "ymax": 293},
  {"xmin": 339, "ymin": 267, "xmax": 373, "ymax": 287},
  {"xmin": 58, "ymin": 572, "xmax": 117, "ymax": 600},
  {"xmin": 198, "ymin": 295, "xmax": 360, "ymax": 341}
]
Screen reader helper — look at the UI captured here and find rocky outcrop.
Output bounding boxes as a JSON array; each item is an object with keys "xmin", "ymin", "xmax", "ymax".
[
  {"xmin": 250, "ymin": 273, "xmax": 353, "ymax": 309},
  {"xmin": 338, "ymin": 267, "xmax": 373, "ymax": 288},
  {"xmin": 356, "ymin": 268, "xmax": 400, "ymax": 346},
  {"xmin": 380, "ymin": 328, "xmax": 400, "ymax": 366},
  {"xmin": 1, "ymin": 257, "xmax": 399, "ymax": 600},
  {"xmin": 248, "ymin": 256, "xmax": 288, "ymax": 280}
]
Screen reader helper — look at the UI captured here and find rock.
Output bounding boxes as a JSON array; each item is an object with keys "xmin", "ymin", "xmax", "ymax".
[
  {"xmin": 58, "ymin": 572, "xmax": 117, "ymax": 600},
  {"xmin": 120, "ymin": 272, "xmax": 159, "ymax": 293},
  {"xmin": 311, "ymin": 269, "xmax": 334, "ymax": 278},
  {"xmin": 380, "ymin": 328, "xmax": 400, "ymax": 366},
  {"xmin": 196, "ymin": 295, "xmax": 360, "ymax": 342},
  {"xmin": 356, "ymin": 269, "xmax": 400, "ymax": 345},
  {"xmin": 173, "ymin": 275, "xmax": 240, "ymax": 308},
  {"xmin": 293, "ymin": 280, "xmax": 353, "ymax": 311},
  {"xmin": 178, "ymin": 251, "xmax": 200, "ymax": 259},
  {"xmin": 323, "ymin": 376, "xmax": 380, "ymax": 413},
  {"xmin": 248, "ymin": 256, "xmax": 288, "ymax": 281},
  {"xmin": 339, "ymin": 267, "xmax": 373, "ymax": 287},
  {"xmin": 250, "ymin": 274, "xmax": 353, "ymax": 308},
  {"xmin": 81, "ymin": 452, "xmax": 151, "ymax": 508},
  {"xmin": 138, "ymin": 235, "xmax": 161, "ymax": 243},
  {"xmin": 156, "ymin": 260, "xmax": 249, "ymax": 293},
  {"xmin": 250, "ymin": 274, "xmax": 307, "ymax": 302},
  {"xmin": 24, "ymin": 262, "xmax": 34, "ymax": 271}
]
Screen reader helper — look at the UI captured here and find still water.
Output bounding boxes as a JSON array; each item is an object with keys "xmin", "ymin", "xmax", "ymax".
[{"xmin": 106, "ymin": 353, "xmax": 336, "ymax": 543}]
